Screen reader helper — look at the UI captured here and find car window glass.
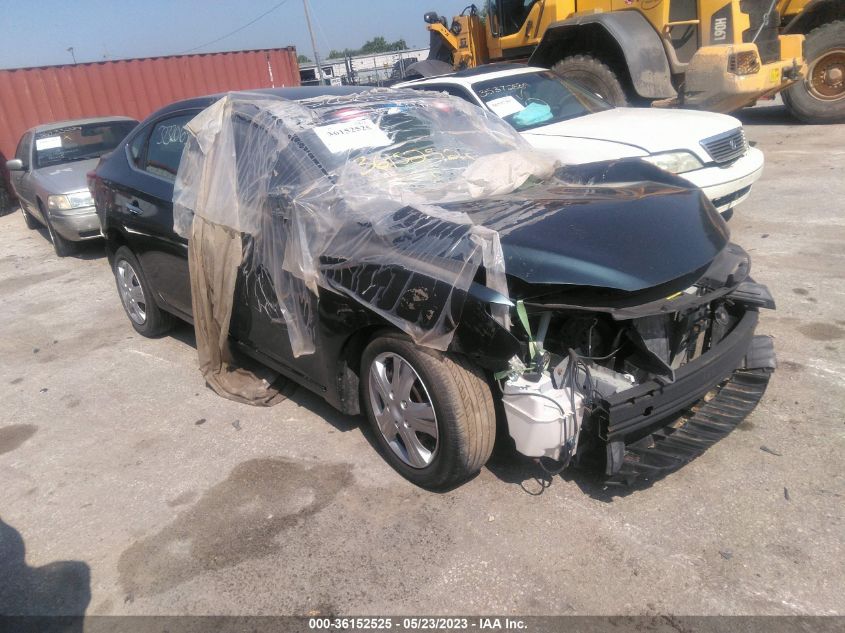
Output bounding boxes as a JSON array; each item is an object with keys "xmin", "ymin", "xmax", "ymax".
[
  {"xmin": 473, "ymin": 71, "xmax": 612, "ymax": 131},
  {"xmin": 34, "ymin": 121, "xmax": 137, "ymax": 169},
  {"xmin": 128, "ymin": 129, "xmax": 148, "ymax": 166},
  {"xmin": 145, "ymin": 114, "xmax": 194, "ymax": 180},
  {"xmin": 15, "ymin": 132, "xmax": 32, "ymax": 163}
]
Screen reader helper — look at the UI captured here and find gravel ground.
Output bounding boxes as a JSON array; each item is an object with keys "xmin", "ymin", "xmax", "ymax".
[{"xmin": 0, "ymin": 102, "xmax": 843, "ymax": 618}]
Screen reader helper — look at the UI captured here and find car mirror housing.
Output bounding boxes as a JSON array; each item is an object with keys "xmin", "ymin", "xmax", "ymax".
[{"xmin": 6, "ymin": 158, "xmax": 25, "ymax": 171}]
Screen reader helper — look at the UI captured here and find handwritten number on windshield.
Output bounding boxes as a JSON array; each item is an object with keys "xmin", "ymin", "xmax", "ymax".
[{"xmin": 477, "ymin": 82, "xmax": 530, "ymax": 99}]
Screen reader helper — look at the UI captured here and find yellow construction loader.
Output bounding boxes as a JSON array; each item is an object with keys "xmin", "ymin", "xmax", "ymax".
[
  {"xmin": 425, "ymin": 1, "xmax": 806, "ymax": 114},
  {"xmin": 778, "ymin": 0, "xmax": 845, "ymax": 122}
]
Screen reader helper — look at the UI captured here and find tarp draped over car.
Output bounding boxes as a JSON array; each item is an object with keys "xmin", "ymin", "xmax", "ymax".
[{"xmin": 173, "ymin": 89, "xmax": 553, "ymax": 404}]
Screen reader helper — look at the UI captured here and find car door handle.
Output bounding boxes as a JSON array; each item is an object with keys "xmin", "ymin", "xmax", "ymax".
[{"xmin": 126, "ymin": 201, "xmax": 142, "ymax": 215}]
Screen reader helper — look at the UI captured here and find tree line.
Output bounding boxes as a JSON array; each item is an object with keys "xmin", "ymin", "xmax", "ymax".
[{"xmin": 327, "ymin": 36, "xmax": 409, "ymax": 60}]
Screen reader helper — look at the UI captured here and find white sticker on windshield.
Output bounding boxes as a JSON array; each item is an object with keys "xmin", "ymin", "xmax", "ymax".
[
  {"xmin": 486, "ymin": 96, "xmax": 525, "ymax": 118},
  {"xmin": 313, "ymin": 118, "xmax": 391, "ymax": 154},
  {"xmin": 35, "ymin": 136, "xmax": 62, "ymax": 151}
]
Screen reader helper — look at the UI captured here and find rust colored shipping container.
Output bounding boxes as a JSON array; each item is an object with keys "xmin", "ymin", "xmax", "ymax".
[{"xmin": 0, "ymin": 47, "xmax": 300, "ymax": 202}]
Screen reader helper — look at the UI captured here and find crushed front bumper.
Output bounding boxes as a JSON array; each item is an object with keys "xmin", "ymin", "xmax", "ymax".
[
  {"xmin": 599, "ymin": 308, "xmax": 776, "ymax": 484},
  {"xmin": 607, "ymin": 363, "xmax": 773, "ymax": 485}
]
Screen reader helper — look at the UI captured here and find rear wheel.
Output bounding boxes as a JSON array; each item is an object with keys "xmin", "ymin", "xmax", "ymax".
[
  {"xmin": 551, "ymin": 54, "xmax": 629, "ymax": 106},
  {"xmin": 360, "ymin": 333, "xmax": 496, "ymax": 489},
  {"xmin": 112, "ymin": 245, "xmax": 174, "ymax": 337},
  {"xmin": 782, "ymin": 21, "xmax": 845, "ymax": 123}
]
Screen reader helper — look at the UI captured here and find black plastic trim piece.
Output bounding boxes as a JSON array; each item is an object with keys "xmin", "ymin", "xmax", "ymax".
[{"xmin": 730, "ymin": 281, "xmax": 776, "ymax": 310}]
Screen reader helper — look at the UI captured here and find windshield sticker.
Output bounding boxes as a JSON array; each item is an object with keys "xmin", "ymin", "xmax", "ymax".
[
  {"xmin": 486, "ymin": 96, "xmax": 525, "ymax": 118},
  {"xmin": 313, "ymin": 118, "xmax": 392, "ymax": 154},
  {"xmin": 35, "ymin": 136, "xmax": 62, "ymax": 151}
]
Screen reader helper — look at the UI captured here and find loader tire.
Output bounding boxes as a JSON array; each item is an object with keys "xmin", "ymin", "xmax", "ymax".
[
  {"xmin": 782, "ymin": 21, "xmax": 845, "ymax": 124},
  {"xmin": 551, "ymin": 55, "xmax": 629, "ymax": 106}
]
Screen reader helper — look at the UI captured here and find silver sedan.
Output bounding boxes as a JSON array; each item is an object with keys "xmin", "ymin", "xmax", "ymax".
[{"xmin": 6, "ymin": 116, "xmax": 137, "ymax": 256}]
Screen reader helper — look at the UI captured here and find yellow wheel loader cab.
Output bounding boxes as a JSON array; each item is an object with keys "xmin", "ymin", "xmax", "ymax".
[
  {"xmin": 779, "ymin": 0, "xmax": 845, "ymax": 123},
  {"xmin": 424, "ymin": 1, "xmax": 807, "ymax": 115}
]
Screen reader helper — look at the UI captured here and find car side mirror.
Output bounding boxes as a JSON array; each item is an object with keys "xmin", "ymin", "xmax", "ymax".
[{"xmin": 6, "ymin": 158, "xmax": 25, "ymax": 171}]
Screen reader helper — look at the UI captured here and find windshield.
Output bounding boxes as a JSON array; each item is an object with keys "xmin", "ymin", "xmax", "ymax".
[
  {"xmin": 34, "ymin": 121, "xmax": 137, "ymax": 169},
  {"xmin": 271, "ymin": 94, "xmax": 554, "ymax": 204},
  {"xmin": 473, "ymin": 71, "xmax": 612, "ymax": 131},
  {"xmin": 306, "ymin": 102, "xmax": 499, "ymax": 188}
]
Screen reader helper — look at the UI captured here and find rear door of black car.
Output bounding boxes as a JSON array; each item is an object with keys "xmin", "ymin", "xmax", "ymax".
[
  {"xmin": 116, "ymin": 111, "xmax": 199, "ymax": 318},
  {"xmin": 227, "ymin": 120, "xmax": 327, "ymax": 389}
]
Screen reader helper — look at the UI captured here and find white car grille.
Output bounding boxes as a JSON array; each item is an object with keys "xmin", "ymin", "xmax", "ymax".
[{"xmin": 700, "ymin": 128, "xmax": 748, "ymax": 164}]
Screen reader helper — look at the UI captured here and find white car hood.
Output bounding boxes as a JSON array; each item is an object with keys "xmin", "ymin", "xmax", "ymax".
[{"xmin": 522, "ymin": 108, "xmax": 742, "ymax": 161}]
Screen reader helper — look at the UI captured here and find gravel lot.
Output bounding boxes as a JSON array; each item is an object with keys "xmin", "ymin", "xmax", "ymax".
[{"xmin": 0, "ymin": 101, "xmax": 843, "ymax": 618}]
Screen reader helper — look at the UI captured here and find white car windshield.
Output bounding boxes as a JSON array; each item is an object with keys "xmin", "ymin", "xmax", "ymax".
[{"xmin": 473, "ymin": 71, "xmax": 612, "ymax": 131}]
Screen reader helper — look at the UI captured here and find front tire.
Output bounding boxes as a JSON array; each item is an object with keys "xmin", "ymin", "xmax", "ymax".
[
  {"xmin": 360, "ymin": 333, "xmax": 496, "ymax": 489},
  {"xmin": 39, "ymin": 202, "xmax": 75, "ymax": 257},
  {"xmin": 551, "ymin": 55, "xmax": 629, "ymax": 106},
  {"xmin": 112, "ymin": 245, "xmax": 174, "ymax": 337},
  {"xmin": 21, "ymin": 206, "xmax": 39, "ymax": 230},
  {"xmin": 782, "ymin": 21, "xmax": 845, "ymax": 123}
]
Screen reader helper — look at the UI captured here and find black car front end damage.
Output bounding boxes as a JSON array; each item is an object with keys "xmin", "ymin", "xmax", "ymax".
[
  {"xmin": 518, "ymin": 268, "xmax": 776, "ymax": 484},
  {"xmin": 446, "ymin": 162, "xmax": 778, "ymax": 485}
]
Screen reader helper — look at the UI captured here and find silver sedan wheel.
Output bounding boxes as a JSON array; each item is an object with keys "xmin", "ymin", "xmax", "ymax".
[
  {"xmin": 116, "ymin": 259, "xmax": 147, "ymax": 325},
  {"xmin": 368, "ymin": 352, "xmax": 439, "ymax": 469}
]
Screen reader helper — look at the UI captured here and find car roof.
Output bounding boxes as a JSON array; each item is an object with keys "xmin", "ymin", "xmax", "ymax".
[
  {"xmin": 31, "ymin": 116, "xmax": 139, "ymax": 134},
  {"xmin": 149, "ymin": 85, "xmax": 371, "ymax": 119},
  {"xmin": 400, "ymin": 65, "xmax": 545, "ymax": 89}
]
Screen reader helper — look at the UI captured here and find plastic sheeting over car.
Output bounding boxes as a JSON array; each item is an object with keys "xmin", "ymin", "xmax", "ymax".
[{"xmin": 173, "ymin": 88, "xmax": 555, "ymax": 390}]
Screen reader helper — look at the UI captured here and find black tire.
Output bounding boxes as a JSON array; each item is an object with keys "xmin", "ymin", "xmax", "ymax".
[
  {"xmin": 21, "ymin": 206, "xmax": 39, "ymax": 230},
  {"xmin": 360, "ymin": 332, "xmax": 496, "ymax": 489},
  {"xmin": 551, "ymin": 54, "xmax": 629, "ymax": 106},
  {"xmin": 112, "ymin": 245, "xmax": 174, "ymax": 337},
  {"xmin": 782, "ymin": 21, "xmax": 845, "ymax": 124},
  {"xmin": 0, "ymin": 185, "xmax": 10, "ymax": 214},
  {"xmin": 39, "ymin": 202, "xmax": 75, "ymax": 257}
]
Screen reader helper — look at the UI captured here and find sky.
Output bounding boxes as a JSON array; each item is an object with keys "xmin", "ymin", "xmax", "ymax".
[{"xmin": 1, "ymin": 0, "xmax": 477, "ymax": 69}]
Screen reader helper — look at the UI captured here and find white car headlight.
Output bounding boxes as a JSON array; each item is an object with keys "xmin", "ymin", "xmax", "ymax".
[
  {"xmin": 640, "ymin": 151, "xmax": 704, "ymax": 174},
  {"xmin": 48, "ymin": 191, "xmax": 94, "ymax": 211}
]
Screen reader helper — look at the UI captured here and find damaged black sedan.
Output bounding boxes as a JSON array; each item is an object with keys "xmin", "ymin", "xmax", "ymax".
[{"xmin": 90, "ymin": 86, "xmax": 776, "ymax": 489}]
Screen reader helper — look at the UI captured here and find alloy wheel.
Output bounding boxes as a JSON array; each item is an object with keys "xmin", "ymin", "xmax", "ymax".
[
  {"xmin": 116, "ymin": 259, "xmax": 147, "ymax": 325},
  {"xmin": 368, "ymin": 352, "xmax": 439, "ymax": 469}
]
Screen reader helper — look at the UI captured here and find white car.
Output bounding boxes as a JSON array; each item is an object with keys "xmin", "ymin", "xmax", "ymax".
[{"xmin": 399, "ymin": 65, "xmax": 764, "ymax": 217}]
